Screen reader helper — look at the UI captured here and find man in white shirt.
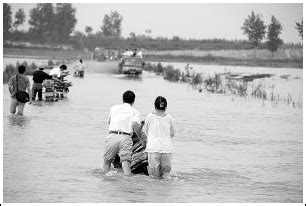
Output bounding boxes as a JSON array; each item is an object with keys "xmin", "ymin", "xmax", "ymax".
[
  {"xmin": 136, "ymin": 50, "xmax": 142, "ymax": 58},
  {"xmin": 103, "ymin": 90, "xmax": 142, "ymax": 175},
  {"xmin": 49, "ymin": 64, "xmax": 68, "ymax": 78},
  {"xmin": 74, "ymin": 59, "xmax": 85, "ymax": 76}
]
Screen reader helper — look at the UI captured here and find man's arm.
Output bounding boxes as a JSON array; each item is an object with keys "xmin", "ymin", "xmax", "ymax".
[
  {"xmin": 27, "ymin": 81, "xmax": 32, "ymax": 104},
  {"xmin": 107, "ymin": 108, "xmax": 112, "ymax": 125},
  {"xmin": 132, "ymin": 121, "xmax": 147, "ymax": 146},
  {"xmin": 52, "ymin": 76, "xmax": 64, "ymax": 83},
  {"xmin": 8, "ymin": 79, "xmax": 13, "ymax": 94},
  {"xmin": 8, "ymin": 77, "xmax": 15, "ymax": 97},
  {"xmin": 132, "ymin": 121, "xmax": 142, "ymax": 139}
]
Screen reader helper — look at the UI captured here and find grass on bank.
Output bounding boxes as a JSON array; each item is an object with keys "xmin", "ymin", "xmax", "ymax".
[
  {"xmin": 143, "ymin": 62, "xmax": 301, "ymax": 108},
  {"xmin": 145, "ymin": 53, "xmax": 303, "ymax": 69}
]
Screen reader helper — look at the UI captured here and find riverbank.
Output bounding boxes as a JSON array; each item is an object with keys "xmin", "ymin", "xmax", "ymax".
[
  {"xmin": 3, "ymin": 47, "xmax": 92, "ymax": 61},
  {"xmin": 145, "ymin": 54, "xmax": 303, "ymax": 69},
  {"xmin": 4, "ymin": 47, "xmax": 303, "ymax": 69}
]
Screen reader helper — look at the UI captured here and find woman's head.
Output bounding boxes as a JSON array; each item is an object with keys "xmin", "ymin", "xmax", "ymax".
[{"xmin": 154, "ymin": 96, "xmax": 167, "ymax": 111}]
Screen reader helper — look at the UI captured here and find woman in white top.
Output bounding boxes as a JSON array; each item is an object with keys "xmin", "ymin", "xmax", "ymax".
[{"xmin": 143, "ymin": 96, "xmax": 175, "ymax": 178}]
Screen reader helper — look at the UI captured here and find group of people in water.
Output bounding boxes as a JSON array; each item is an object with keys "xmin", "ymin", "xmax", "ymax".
[
  {"xmin": 8, "ymin": 61, "xmax": 174, "ymax": 179},
  {"xmin": 8, "ymin": 64, "xmax": 66, "ymax": 115},
  {"xmin": 7, "ymin": 60, "xmax": 79, "ymax": 115},
  {"xmin": 103, "ymin": 90, "xmax": 175, "ymax": 178}
]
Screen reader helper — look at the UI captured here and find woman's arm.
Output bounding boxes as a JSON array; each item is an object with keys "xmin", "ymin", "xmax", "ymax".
[{"xmin": 169, "ymin": 116, "xmax": 176, "ymax": 138}]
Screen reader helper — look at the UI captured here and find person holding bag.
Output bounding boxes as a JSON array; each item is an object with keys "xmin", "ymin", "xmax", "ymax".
[{"xmin": 8, "ymin": 65, "xmax": 32, "ymax": 116}]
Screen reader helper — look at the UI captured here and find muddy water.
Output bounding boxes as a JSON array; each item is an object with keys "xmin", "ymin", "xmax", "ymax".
[{"xmin": 3, "ymin": 60, "xmax": 303, "ymax": 202}]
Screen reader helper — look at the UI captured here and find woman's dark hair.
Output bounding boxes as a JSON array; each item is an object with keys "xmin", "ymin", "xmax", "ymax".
[
  {"xmin": 154, "ymin": 96, "xmax": 167, "ymax": 111},
  {"xmin": 18, "ymin": 65, "xmax": 26, "ymax": 74},
  {"xmin": 60, "ymin": 64, "xmax": 67, "ymax": 70},
  {"xmin": 123, "ymin": 90, "xmax": 135, "ymax": 104}
]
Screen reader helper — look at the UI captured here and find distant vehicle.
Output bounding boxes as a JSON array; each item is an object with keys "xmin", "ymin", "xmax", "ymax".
[
  {"xmin": 118, "ymin": 57, "xmax": 144, "ymax": 75},
  {"xmin": 93, "ymin": 47, "xmax": 106, "ymax": 61}
]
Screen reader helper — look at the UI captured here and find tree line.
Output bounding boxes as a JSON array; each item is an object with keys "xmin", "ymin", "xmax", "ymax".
[
  {"xmin": 242, "ymin": 11, "xmax": 303, "ymax": 57},
  {"xmin": 4, "ymin": 3, "xmax": 77, "ymax": 43},
  {"xmin": 3, "ymin": 3, "xmax": 303, "ymax": 54},
  {"xmin": 4, "ymin": 3, "xmax": 123, "ymax": 43}
]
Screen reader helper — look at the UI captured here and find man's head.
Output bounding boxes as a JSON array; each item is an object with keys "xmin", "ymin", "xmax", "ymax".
[
  {"xmin": 123, "ymin": 90, "xmax": 135, "ymax": 105},
  {"xmin": 59, "ymin": 64, "xmax": 67, "ymax": 71},
  {"xmin": 18, "ymin": 65, "xmax": 26, "ymax": 74},
  {"xmin": 79, "ymin": 59, "xmax": 83, "ymax": 63}
]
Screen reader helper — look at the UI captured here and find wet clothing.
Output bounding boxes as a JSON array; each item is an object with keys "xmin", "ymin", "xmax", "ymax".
[
  {"xmin": 33, "ymin": 70, "xmax": 52, "ymax": 84},
  {"xmin": 103, "ymin": 133, "xmax": 133, "ymax": 162},
  {"xmin": 107, "ymin": 103, "xmax": 141, "ymax": 134},
  {"xmin": 8, "ymin": 74, "xmax": 30, "ymax": 99},
  {"xmin": 32, "ymin": 70, "xmax": 52, "ymax": 101},
  {"xmin": 10, "ymin": 98, "xmax": 25, "ymax": 115},
  {"xmin": 103, "ymin": 103, "xmax": 141, "ymax": 163},
  {"xmin": 75, "ymin": 62, "xmax": 85, "ymax": 72},
  {"xmin": 32, "ymin": 83, "xmax": 43, "ymax": 101},
  {"xmin": 143, "ymin": 112, "xmax": 175, "ymax": 178},
  {"xmin": 143, "ymin": 113, "xmax": 175, "ymax": 153},
  {"xmin": 49, "ymin": 67, "xmax": 61, "ymax": 78},
  {"xmin": 148, "ymin": 152, "xmax": 172, "ymax": 178},
  {"xmin": 8, "ymin": 74, "xmax": 30, "ymax": 115}
]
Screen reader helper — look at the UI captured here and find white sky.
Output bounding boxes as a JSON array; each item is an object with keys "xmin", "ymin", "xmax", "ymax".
[{"xmin": 9, "ymin": 3, "xmax": 303, "ymax": 43}]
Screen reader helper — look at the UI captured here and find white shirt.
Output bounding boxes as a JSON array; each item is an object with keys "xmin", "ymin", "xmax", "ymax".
[
  {"xmin": 49, "ymin": 67, "xmax": 61, "ymax": 77},
  {"xmin": 126, "ymin": 51, "xmax": 133, "ymax": 56},
  {"xmin": 143, "ymin": 113, "xmax": 175, "ymax": 153},
  {"xmin": 137, "ymin": 51, "xmax": 142, "ymax": 58},
  {"xmin": 108, "ymin": 103, "xmax": 141, "ymax": 134},
  {"xmin": 75, "ymin": 62, "xmax": 85, "ymax": 72}
]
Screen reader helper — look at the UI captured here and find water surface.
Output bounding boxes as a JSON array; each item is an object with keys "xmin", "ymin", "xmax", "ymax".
[{"xmin": 3, "ymin": 60, "xmax": 303, "ymax": 202}]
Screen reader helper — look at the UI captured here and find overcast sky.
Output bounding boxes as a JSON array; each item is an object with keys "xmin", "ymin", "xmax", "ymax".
[{"xmin": 9, "ymin": 3, "xmax": 303, "ymax": 43}]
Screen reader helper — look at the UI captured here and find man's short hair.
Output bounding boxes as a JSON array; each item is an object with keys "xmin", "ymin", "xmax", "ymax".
[
  {"xmin": 18, "ymin": 65, "xmax": 26, "ymax": 74},
  {"xmin": 123, "ymin": 90, "xmax": 135, "ymax": 104},
  {"xmin": 60, "ymin": 65, "xmax": 67, "ymax": 70}
]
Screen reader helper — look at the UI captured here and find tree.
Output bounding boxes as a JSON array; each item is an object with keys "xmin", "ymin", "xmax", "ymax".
[
  {"xmin": 172, "ymin": 36, "xmax": 180, "ymax": 41},
  {"xmin": 129, "ymin": 32, "xmax": 136, "ymax": 40},
  {"xmin": 4, "ymin": 3, "xmax": 12, "ymax": 39},
  {"xmin": 101, "ymin": 11, "xmax": 123, "ymax": 37},
  {"xmin": 13, "ymin": 8, "xmax": 26, "ymax": 30},
  {"xmin": 296, "ymin": 20, "xmax": 303, "ymax": 40},
  {"xmin": 28, "ymin": 3, "xmax": 55, "ymax": 42},
  {"xmin": 267, "ymin": 15, "xmax": 283, "ymax": 56},
  {"xmin": 53, "ymin": 3, "xmax": 77, "ymax": 42},
  {"xmin": 85, "ymin": 26, "xmax": 93, "ymax": 35},
  {"xmin": 241, "ymin": 11, "xmax": 266, "ymax": 58}
]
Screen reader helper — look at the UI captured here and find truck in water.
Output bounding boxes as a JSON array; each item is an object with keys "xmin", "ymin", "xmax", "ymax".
[{"xmin": 118, "ymin": 56, "xmax": 144, "ymax": 75}]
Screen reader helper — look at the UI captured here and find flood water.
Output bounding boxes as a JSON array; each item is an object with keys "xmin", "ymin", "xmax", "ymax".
[{"xmin": 3, "ymin": 60, "xmax": 303, "ymax": 203}]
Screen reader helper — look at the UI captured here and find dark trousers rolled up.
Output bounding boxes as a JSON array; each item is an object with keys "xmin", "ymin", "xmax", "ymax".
[{"xmin": 32, "ymin": 83, "xmax": 43, "ymax": 101}]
